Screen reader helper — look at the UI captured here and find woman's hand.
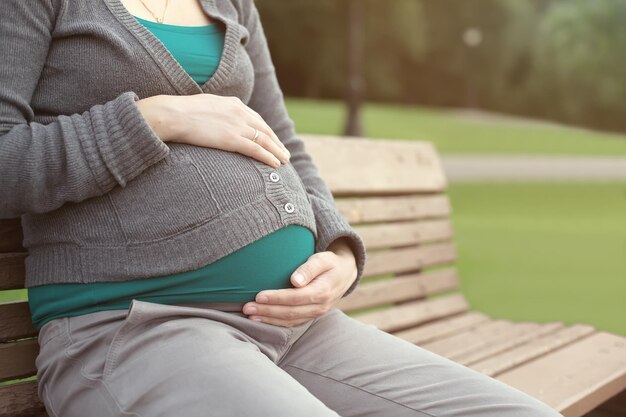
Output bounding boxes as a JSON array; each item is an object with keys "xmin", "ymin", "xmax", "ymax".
[
  {"xmin": 136, "ymin": 93, "xmax": 291, "ymax": 168},
  {"xmin": 242, "ymin": 238, "xmax": 357, "ymax": 327}
]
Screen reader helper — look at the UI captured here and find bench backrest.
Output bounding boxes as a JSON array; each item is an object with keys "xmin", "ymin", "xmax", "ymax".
[
  {"xmin": 302, "ymin": 135, "xmax": 465, "ymax": 328},
  {"xmin": 0, "ymin": 135, "xmax": 464, "ymax": 416}
]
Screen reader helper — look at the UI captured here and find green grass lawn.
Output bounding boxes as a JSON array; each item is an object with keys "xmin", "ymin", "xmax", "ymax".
[
  {"xmin": 0, "ymin": 289, "xmax": 25, "ymax": 302},
  {"xmin": 286, "ymin": 97, "xmax": 626, "ymax": 156},
  {"xmin": 448, "ymin": 182, "xmax": 626, "ymax": 336}
]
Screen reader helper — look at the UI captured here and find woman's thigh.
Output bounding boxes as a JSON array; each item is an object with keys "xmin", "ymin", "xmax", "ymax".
[
  {"xmin": 36, "ymin": 300, "xmax": 340, "ymax": 417},
  {"xmin": 279, "ymin": 308, "xmax": 563, "ymax": 417}
]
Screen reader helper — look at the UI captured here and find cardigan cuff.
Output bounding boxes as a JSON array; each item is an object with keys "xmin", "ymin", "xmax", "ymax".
[
  {"xmin": 87, "ymin": 91, "xmax": 171, "ymax": 191},
  {"xmin": 311, "ymin": 196, "xmax": 367, "ymax": 298}
]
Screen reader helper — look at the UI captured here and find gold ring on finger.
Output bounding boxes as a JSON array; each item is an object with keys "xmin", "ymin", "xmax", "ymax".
[{"xmin": 251, "ymin": 128, "xmax": 260, "ymax": 143}]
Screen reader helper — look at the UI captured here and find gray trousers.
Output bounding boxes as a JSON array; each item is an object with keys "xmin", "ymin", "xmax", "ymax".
[{"xmin": 35, "ymin": 300, "xmax": 562, "ymax": 417}]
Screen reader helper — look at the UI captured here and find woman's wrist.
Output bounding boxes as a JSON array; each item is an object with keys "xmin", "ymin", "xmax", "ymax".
[
  {"xmin": 136, "ymin": 94, "xmax": 182, "ymax": 143},
  {"xmin": 328, "ymin": 237, "xmax": 357, "ymax": 271},
  {"xmin": 327, "ymin": 237, "xmax": 353, "ymax": 256}
]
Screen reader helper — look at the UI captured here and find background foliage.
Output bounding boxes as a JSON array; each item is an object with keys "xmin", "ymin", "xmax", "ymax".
[{"xmin": 256, "ymin": 0, "xmax": 626, "ymax": 133}]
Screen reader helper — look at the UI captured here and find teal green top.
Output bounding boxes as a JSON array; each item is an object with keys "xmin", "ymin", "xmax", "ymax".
[
  {"xmin": 28, "ymin": 19, "xmax": 314, "ymax": 330},
  {"xmin": 29, "ymin": 225, "xmax": 315, "ymax": 329},
  {"xmin": 132, "ymin": 15, "xmax": 225, "ymax": 84}
]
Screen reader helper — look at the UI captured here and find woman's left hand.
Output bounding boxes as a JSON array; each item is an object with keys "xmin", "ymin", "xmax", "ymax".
[{"xmin": 242, "ymin": 238, "xmax": 357, "ymax": 327}]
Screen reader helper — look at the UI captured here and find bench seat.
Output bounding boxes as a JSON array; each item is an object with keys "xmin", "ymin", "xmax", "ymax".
[{"xmin": 1, "ymin": 135, "xmax": 624, "ymax": 417}]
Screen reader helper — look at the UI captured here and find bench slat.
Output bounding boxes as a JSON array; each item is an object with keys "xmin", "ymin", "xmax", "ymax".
[
  {"xmin": 350, "ymin": 293, "xmax": 469, "ymax": 333},
  {"xmin": 364, "ymin": 242, "xmax": 456, "ymax": 278},
  {"xmin": 353, "ymin": 219, "xmax": 453, "ymax": 250},
  {"xmin": 393, "ymin": 311, "xmax": 491, "ymax": 345},
  {"xmin": 0, "ymin": 381, "xmax": 46, "ymax": 417},
  {"xmin": 0, "ymin": 339, "xmax": 39, "ymax": 383},
  {"xmin": 497, "ymin": 331, "xmax": 626, "ymax": 417},
  {"xmin": 455, "ymin": 322, "xmax": 565, "ymax": 365},
  {"xmin": 0, "ymin": 302, "xmax": 37, "ymax": 342},
  {"xmin": 335, "ymin": 268, "xmax": 459, "ymax": 312},
  {"xmin": 470, "ymin": 324, "xmax": 596, "ymax": 377},
  {"xmin": 420, "ymin": 320, "xmax": 514, "ymax": 357},
  {"xmin": 302, "ymin": 134, "xmax": 447, "ymax": 194},
  {"xmin": 336, "ymin": 195, "xmax": 451, "ymax": 224},
  {"xmin": 0, "ymin": 219, "xmax": 23, "ymax": 254},
  {"xmin": 0, "ymin": 254, "xmax": 26, "ymax": 292}
]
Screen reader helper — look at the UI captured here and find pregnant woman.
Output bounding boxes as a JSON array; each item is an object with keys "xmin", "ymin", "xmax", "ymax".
[{"xmin": 0, "ymin": 0, "xmax": 562, "ymax": 416}]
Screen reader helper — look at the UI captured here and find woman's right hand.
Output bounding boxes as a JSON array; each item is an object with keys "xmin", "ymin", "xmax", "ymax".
[{"xmin": 136, "ymin": 93, "xmax": 291, "ymax": 168}]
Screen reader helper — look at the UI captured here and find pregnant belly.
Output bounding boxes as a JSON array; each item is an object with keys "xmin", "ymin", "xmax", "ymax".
[
  {"xmin": 28, "ymin": 225, "xmax": 315, "ymax": 329},
  {"xmin": 150, "ymin": 223, "xmax": 316, "ymax": 301}
]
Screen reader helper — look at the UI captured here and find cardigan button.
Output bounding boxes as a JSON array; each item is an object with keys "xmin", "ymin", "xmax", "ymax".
[
  {"xmin": 269, "ymin": 172, "xmax": 280, "ymax": 182},
  {"xmin": 284, "ymin": 202, "xmax": 295, "ymax": 213}
]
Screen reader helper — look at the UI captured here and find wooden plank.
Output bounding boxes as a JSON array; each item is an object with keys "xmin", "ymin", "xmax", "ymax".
[
  {"xmin": 497, "ymin": 332, "xmax": 626, "ymax": 417},
  {"xmin": 0, "ymin": 219, "xmax": 23, "ymax": 253},
  {"xmin": 301, "ymin": 134, "xmax": 447, "ymax": 195},
  {"xmin": 336, "ymin": 268, "xmax": 460, "ymax": 312},
  {"xmin": 456, "ymin": 322, "xmax": 565, "ymax": 365},
  {"xmin": 353, "ymin": 219, "xmax": 453, "ymax": 250},
  {"xmin": 0, "ymin": 339, "xmax": 38, "ymax": 382},
  {"xmin": 335, "ymin": 195, "xmax": 451, "ymax": 224},
  {"xmin": 350, "ymin": 293, "xmax": 469, "ymax": 333},
  {"xmin": 393, "ymin": 311, "xmax": 491, "ymax": 345},
  {"xmin": 363, "ymin": 242, "xmax": 456, "ymax": 278},
  {"xmin": 0, "ymin": 253, "xmax": 26, "ymax": 291},
  {"xmin": 420, "ymin": 320, "xmax": 514, "ymax": 357},
  {"xmin": 470, "ymin": 324, "xmax": 596, "ymax": 377},
  {"xmin": 443, "ymin": 322, "xmax": 545, "ymax": 362},
  {"xmin": 0, "ymin": 302, "xmax": 37, "ymax": 342},
  {"xmin": 0, "ymin": 381, "xmax": 47, "ymax": 417}
]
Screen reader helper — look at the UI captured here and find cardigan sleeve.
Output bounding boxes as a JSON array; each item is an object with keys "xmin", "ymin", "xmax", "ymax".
[
  {"xmin": 240, "ymin": 1, "xmax": 367, "ymax": 298},
  {"xmin": 0, "ymin": 0, "xmax": 170, "ymax": 219}
]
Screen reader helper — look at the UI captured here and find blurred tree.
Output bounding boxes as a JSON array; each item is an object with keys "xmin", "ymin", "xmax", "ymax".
[
  {"xmin": 256, "ymin": 0, "xmax": 347, "ymax": 98},
  {"xmin": 486, "ymin": 0, "xmax": 543, "ymax": 113},
  {"xmin": 413, "ymin": 0, "xmax": 540, "ymax": 109},
  {"xmin": 256, "ymin": 0, "xmax": 426, "ymax": 101},
  {"xmin": 256, "ymin": 0, "xmax": 626, "ymax": 134},
  {"xmin": 256, "ymin": 0, "xmax": 426, "ymax": 134},
  {"xmin": 344, "ymin": 0, "xmax": 364, "ymax": 136},
  {"xmin": 361, "ymin": 0, "xmax": 427, "ymax": 103},
  {"xmin": 527, "ymin": 0, "xmax": 626, "ymax": 130}
]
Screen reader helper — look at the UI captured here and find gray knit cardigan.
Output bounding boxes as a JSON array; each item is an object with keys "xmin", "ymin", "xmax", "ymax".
[{"xmin": 0, "ymin": 0, "xmax": 366, "ymax": 296}]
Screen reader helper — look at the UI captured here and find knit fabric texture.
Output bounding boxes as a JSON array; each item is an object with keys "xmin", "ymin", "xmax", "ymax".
[{"xmin": 0, "ymin": 0, "xmax": 367, "ymax": 297}]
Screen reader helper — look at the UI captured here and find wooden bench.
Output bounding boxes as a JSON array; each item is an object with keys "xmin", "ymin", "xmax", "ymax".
[{"xmin": 1, "ymin": 135, "xmax": 625, "ymax": 417}]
